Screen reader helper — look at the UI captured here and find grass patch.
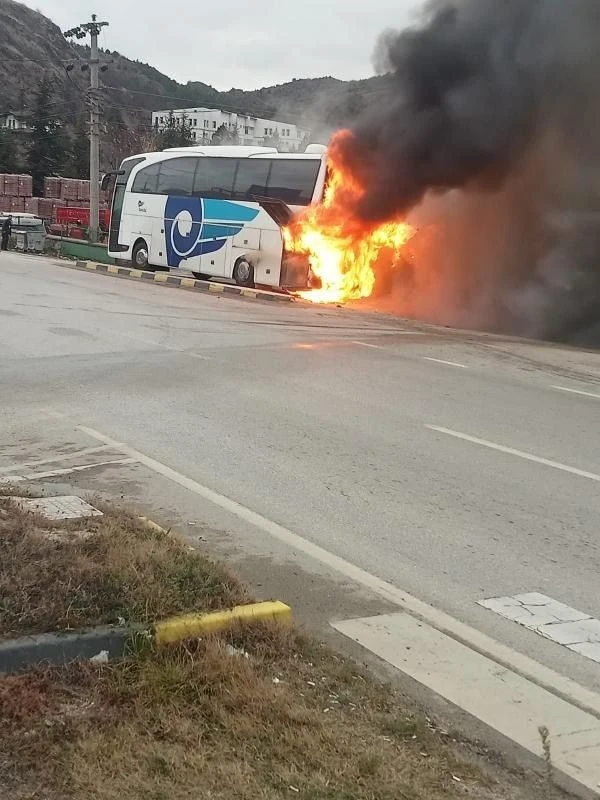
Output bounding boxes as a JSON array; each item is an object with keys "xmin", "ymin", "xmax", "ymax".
[
  {"xmin": 0, "ymin": 497, "xmax": 546, "ymax": 799},
  {"xmin": 0, "ymin": 628, "xmax": 495, "ymax": 800},
  {"xmin": 0, "ymin": 498, "xmax": 246, "ymax": 638}
]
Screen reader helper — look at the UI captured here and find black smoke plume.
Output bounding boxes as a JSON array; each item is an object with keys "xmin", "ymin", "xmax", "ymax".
[{"xmin": 337, "ymin": 0, "xmax": 600, "ymax": 342}]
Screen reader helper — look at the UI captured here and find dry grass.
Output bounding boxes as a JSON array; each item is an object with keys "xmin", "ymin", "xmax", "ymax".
[
  {"xmin": 0, "ymin": 497, "xmax": 541, "ymax": 800},
  {"xmin": 0, "ymin": 625, "xmax": 499, "ymax": 800},
  {"xmin": 0, "ymin": 498, "xmax": 246, "ymax": 637}
]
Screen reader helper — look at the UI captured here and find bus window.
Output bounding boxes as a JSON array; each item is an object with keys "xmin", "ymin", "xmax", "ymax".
[
  {"xmin": 232, "ymin": 159, "xmax": 270, "ymax": 201},
  {"xmin": 156, "ymin": 158, "xmax": 197, "ymax": 196},
  {"xmin": 193, "ymin": 157, "xmax": 237, "ymax": 199},
  {"xmin": 132, "ymin": 163, "xmax": 160, "ymax": 194},
  {"xmin": 266, "ymin": 160, "xmax": 321, "ymax": 206}
]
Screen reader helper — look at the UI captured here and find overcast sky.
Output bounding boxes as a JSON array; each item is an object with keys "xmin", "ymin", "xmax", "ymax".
[{"xmin": 24, "ymin": 0, "xmax": 420, "ymax": 90}]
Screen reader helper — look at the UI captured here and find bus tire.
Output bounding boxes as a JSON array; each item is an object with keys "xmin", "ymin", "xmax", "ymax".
[
  {"xmin": 233, "ymin": 258, "xmax": 254, "ymax": 288},
  {"xmin": 132, "ymin": 239, "xmax": 150, "ymax": 270}
]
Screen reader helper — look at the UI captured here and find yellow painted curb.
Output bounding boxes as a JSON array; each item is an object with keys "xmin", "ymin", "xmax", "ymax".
[
  {"xmin": 107, "ymin": 264, "xmax": 119, "ymax": 274},
  {"xmin": 154, "ymin": 272, "xmax": 168, "ymax": 282},
  {"xmin": 180, "ymin": 277, "xmax": 196, "ymax": 287},
  {"xmin": 209, "ymin": 283, "xmax": 224, "ymax": 293},
  {"xmin": 154, "ymin": 601, "xmax": 293, "ymax": 646}
]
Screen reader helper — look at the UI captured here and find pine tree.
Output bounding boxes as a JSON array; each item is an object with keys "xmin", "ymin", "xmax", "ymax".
[
  {"xmin": 0, "ymin": 129, "xmax": 19, "ymax": 173},
  {"xmin": 264, "ymin": 130, "xmax": 281, "ymax": 150},
  {"xmin": 157, "ymin": 111, "xmax": 194, "ymax": 149},
  {"xmin": 211, "ymin": 124, "xmax": 240, "ymax": 146},
  {"xmin": 68, "ymin": 118, "xmax": 90, "ymax": 179},
  {"xmin": 26, "ymin": 78, "xmax": 69, "ymax": 195}
]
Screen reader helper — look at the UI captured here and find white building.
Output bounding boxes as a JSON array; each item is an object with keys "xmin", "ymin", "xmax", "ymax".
[
  {"xmin": 0, "ymin": 112, "xmax": 29, "ymax": 131},
  {"xmin": 151, "ymin": 107, "xmax": 310, "ymax": 152}
]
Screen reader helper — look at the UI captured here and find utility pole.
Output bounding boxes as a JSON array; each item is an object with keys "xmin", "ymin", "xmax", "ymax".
[{"xmin": 64, "ymin": 14, "xmax": 108, "ymax": 244}]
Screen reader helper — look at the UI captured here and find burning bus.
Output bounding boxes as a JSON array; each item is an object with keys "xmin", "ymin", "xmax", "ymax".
[{"xmin": 103, "ymin": 139, "xmax": 415, "ymax": 304}]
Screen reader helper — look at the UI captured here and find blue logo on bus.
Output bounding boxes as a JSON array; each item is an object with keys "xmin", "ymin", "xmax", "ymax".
[{"xmin": 164, "ymin": 197, "xmax": 259, "ymax": 268}]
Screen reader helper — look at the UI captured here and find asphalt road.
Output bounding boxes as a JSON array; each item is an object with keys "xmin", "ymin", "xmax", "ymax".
[{"xmin": 2, "ymin": 251, "xmax": 600, "ymax": 700}]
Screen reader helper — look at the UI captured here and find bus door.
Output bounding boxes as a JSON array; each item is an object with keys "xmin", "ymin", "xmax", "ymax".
[{"xmin": 199, "ymin": 232, "xmax": 230, "ymax": 279}]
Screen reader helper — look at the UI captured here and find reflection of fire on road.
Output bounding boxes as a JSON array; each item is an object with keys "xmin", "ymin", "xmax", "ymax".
[{"xmin": 283, "ymin": 130, "xmax": 415, "ymax": 305}]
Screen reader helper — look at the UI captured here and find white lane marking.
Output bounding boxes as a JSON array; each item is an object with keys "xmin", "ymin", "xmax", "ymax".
[
  {"xmin": 0, "ymin": 445, "xmax": 112, "ymax": 474},
  {"xmin": 427, "ymin": 425, "xmax": 600, "ymax": 483},
  {"xmin": 423, "ymin": 356, "xmax": 468, "ymax": 368},
  {"xmin": 333, "ymin": 612, "xmax": 600, "ymax": 793},
  {"xmin": 352, "ymin": 340, "xmax": 385, "ymax": 349},
  {"xmin": 552, "ymin": 385, "xmax": 600, "ymax": 400},
  {"xmin": 4, "ymin": 458, "xmax": 136, "ymax": 483},
  {"xmin": 479, "ymin": 593, "xmax": 600, "ymax": 664},
  {"xmin": 78, "ymin": 423, "xmax": 600, "ymax": 721}
]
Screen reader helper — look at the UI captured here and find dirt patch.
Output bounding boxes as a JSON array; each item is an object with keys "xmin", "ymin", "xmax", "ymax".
[{"xmin": 0, "ymin": 498, "xmax": 246, "ymax": 638}]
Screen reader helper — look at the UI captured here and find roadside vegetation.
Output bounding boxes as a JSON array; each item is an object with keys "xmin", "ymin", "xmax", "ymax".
[{"xmin": 0, "ymin": 493, "xmax": 553, "ymax": 800}]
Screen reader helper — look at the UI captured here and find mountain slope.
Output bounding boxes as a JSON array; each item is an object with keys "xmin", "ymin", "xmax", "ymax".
[{"xmin": 0, "ymin": 0, "xmax": 386, "ymax": 136}]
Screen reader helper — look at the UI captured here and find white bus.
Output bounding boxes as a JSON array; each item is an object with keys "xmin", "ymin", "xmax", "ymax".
[{"xmin": 104, "ymin": 145, "xmax": 327, "ymax": 290}]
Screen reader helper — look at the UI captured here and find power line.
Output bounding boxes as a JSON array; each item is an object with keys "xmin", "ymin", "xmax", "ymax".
[{"xmin": 100, "ymin": 84, "xmax": 278, "ymax": 119}]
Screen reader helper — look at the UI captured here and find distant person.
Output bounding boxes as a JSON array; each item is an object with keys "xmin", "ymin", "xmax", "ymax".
[{"xmin": 1, "ymin": 216, "xmax": 11, "ymax": 251}]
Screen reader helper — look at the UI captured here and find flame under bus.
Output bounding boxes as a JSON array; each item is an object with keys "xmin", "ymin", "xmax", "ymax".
[{"xmin": 105, "ymin": 144, "xmax": 328, "ymax": 290}]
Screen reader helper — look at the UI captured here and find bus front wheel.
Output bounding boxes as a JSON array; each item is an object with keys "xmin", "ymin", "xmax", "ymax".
[
  {"xmin": 233, "ymin": 258, "xmax": 254, "ymax": 288},
  {"xmin": 132, "ymin": 239, "xmax": 150, "ymax": 270}
]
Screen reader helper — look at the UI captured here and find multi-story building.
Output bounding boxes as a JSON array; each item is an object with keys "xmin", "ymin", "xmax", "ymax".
[
  {"xmin": 151, "ymin": 107, "xmax": 310, "ymax": 152},
  {"xmin": 0, "ymin": 112, "xmax": 29, "ymax": 131}
]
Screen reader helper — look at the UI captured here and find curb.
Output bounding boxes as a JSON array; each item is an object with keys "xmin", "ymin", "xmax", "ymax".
[
  {"xmin": 68, "ymin": 260, "xmax": 295, "ymax": 303},
  {"xmin": 0, "ymin": 626, "xmax": 136, "ymax": 673},
  {"xmin": 0, "ymin": 602, "xmax": 292, "ymax": 673},
  {"xmin": 154, "ymin": 601, "xmax": 293, "ymax": 646},
  {"xmin": 0, "ymin": 513, "xmax": 292, "ymax": 673}
]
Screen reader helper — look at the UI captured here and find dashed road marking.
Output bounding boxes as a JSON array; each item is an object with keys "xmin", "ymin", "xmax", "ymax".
[
  {"xmin": 427, "ymin": 425, "xmax": 600, "ymax": 483},
  {"xmin": 423, "ymin": 356, "xmax": 468, "ymax": 368},
  {"xmin": 552, "ymin": 385, "xmax": 600, "ymax": 400},
  {"xmin": 351, "ymin": 333, "xmax": 424, "ymax": 349},
  {"xmin": 479, "ymin": 593, "xmax": 600, "ymax": 664},
  {"xmin": 352, "ymin": 340, "xmax": 385, "ymax": 349}
]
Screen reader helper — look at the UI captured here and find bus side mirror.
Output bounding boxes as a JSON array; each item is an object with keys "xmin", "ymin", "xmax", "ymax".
[{"xmin": 100, "ymin": 170, "xmax": 124, "ymax": 192}]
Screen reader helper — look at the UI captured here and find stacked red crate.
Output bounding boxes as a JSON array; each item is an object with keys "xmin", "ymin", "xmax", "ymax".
[
  {"xmin": 61, "ymin": 179, "xmax": 78, "ymax": 201},
  {"xmin": 25, "ymin": 197, "xmax": 40, "ymax": 215},
  {"xmin": 43, "ymin": 177, "xmax": 62, "ymax": 199},
  {"xmin": 38, "ymin": 198, "xmax": 55, "ymax": 218},
  {"xmin": 77, "ymin": 180, "xmax": 90, "ymax": 201},
  {"xmin": 0, "ymin": 196, "xmax": 11, "ymax": 212},
  {"xmin": 4, "ymin": 175, "xmax": 18, "ymax": 196},
  {"xmin": 10, "ymin": 197, "xmax": 25, "ymax": 212},
  {"xmin": 18, "ymin": 175, "xmax": 33, "ymax": 197},
  {"xmin": 0, "ymin": 175, "xmax": 5, "ymax": 195}
]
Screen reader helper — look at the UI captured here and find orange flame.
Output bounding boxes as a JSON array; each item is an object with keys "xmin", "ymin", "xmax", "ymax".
[{"xmin": 284, "ymin": 130, "xmax": 415, "ymax": 304}]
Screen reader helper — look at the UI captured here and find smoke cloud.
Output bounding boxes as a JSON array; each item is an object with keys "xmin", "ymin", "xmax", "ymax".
[{"xmin": 339, "ymin": 0, "xmax": 600, "ymax": 342}]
